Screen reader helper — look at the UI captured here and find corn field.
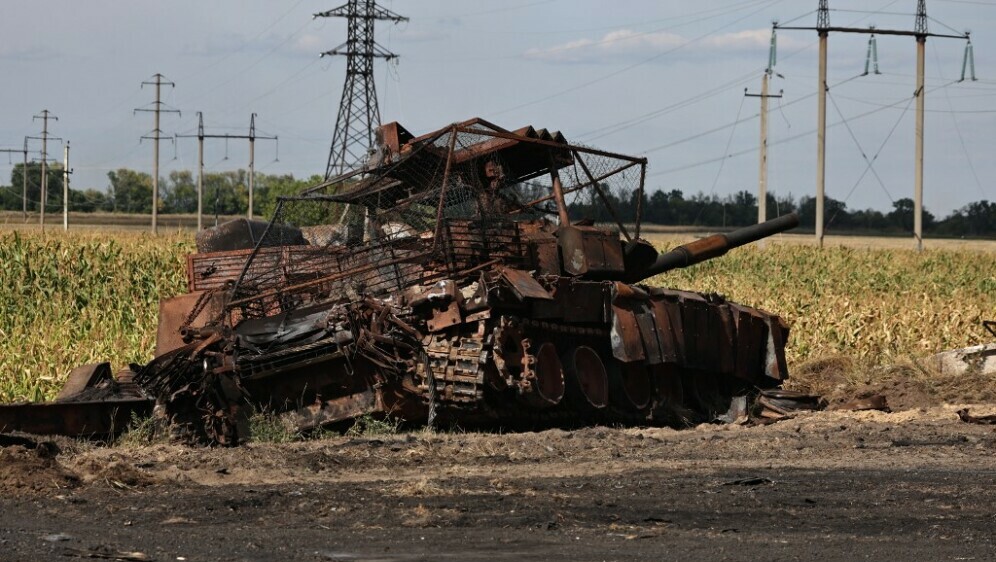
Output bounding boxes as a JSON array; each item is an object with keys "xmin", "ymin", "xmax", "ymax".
[
  {"xmin": 0, "ymin": 229, "xmax": 993, "ymax": 402},
  {"xmin": 648, "ymin": 235, "xmax": 996, "ymax": 365},
  {"xmin": 0, "ymin": 231, "xmax": 192, "ymax": 402}
]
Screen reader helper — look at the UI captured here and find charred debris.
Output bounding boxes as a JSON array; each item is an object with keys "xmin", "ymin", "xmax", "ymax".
[{"xmin": 0, "ymin": 118, "xmax": 802, "ymax": 445}]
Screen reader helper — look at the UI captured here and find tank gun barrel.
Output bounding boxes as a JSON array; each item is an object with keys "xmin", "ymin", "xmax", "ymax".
[{"xmin": 637, "ymin": 212, "xmax": 799, "ymax": 280}]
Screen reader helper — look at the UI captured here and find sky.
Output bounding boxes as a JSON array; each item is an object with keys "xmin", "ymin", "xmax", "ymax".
[{"xmin": 1, "ymin": 0, "xmax": 995, "ymax": 217}]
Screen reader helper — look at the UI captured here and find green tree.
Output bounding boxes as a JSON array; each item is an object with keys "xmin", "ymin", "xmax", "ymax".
[
  {"xmin": 253, "ymin": 173, "xmax": 319, "ymax": 218},
  {"xmin": 69, "ymin": 188, "xmax": 112, "ymax": 213},
  {"xmin": 107, "ymin": 168, "xmax": 153, "ymax": 213},
  {"xmin": 1, "ymin": 162, "xmax": 64, "ymax": 212},
  {"xmin": 163, "ymin": 170, "xmax": 197, "ymax": 214}
]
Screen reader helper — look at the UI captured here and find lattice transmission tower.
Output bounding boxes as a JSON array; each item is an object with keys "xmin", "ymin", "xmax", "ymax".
[{"xmin": 316, "ymin": 0, "xmax": 407, "ymax": 180}]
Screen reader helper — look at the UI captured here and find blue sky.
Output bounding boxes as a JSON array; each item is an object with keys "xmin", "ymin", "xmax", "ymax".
[{"xmin": 1, "ymin": 0, "xmax": 995, "ymax": 216}]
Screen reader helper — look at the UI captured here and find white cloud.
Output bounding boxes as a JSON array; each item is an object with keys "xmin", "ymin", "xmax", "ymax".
[
  {"xmin": 523, "ymin": 28, "xmax": 804, "ymax": 64},
  {"xmin": 292, "ymin": 34, "xmax": 325, "ymax": 56},
  {"xmin": 0, "ymin": 46, "xmax": 59, "ymax": 62}
]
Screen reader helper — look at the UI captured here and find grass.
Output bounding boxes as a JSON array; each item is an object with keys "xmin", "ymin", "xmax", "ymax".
[
  {"xmin": 345, "ymin": 413, "xmax": 404, "ymax": 437},
  {"xmin": 248, "ymin": 410, "xmax": 300, "ymax": 444},
  {"xmin": 116, "ymin": 412, "xmax": 167, "ymax": 447},
  {"xmin": 0, "ymin": 227, "xmax": 993, "ymax": 403}
]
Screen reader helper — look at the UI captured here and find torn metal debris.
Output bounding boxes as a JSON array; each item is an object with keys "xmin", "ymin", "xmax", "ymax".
[
  {"xmin": 957, "ymin": 408, "xmax": 996, "ymax": 425},
  {"xmin": 3, "ymin": 118, "xmax": 801, "ymax": 444}
]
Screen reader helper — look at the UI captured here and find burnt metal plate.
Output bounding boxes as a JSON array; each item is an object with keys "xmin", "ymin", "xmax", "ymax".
[
  {"xmin": 285, "ymin": 389, "xmax": 380, "ymax": 432},
  {"xmin": 156, "ymin": 291, "xmax": 223, "ymax": 357},
  {"xmin": 0, "ymin": 399, "xmax": 152, "ymax": 438},
  {"xmin": 610, "ymin": 304, "xmax": 646, "ymax": 363},
  {"xmin": 427, "ymin": 300, "xmax": 463, "ymax": 333},
  {"xmin": 635, "ymin": 307, "xmax": 664, "ymax": 365},
  {"xmin": 563, "ymin": 281, "xmax": 609, "ymax": 323},
  {"xmin": 499, "ymin": 267, "xmax": 553, "ymax": 301},
  {"xmin": 56, "ymin": 363, "xmax": 112, "ymax": 402}
]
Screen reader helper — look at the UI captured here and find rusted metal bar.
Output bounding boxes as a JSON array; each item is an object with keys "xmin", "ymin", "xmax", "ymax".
[
  {"xmin": 301, "ymin": 127, "xmax": 451, "ymax": 195},
  {"xmin": 548, "ymin": 151, "xmax": 572, "ymax": 226},
  {"xmin": 453, "ymin": 125, "xmax": 649, "ymax": 164},
  {"xmin": 229, "ymin": 198, "xmax": 282, "ymax": 301},
  {"xmin": 431, "ymin": 127, "xmax": 460, "ymax": 251},
  {"xmin": 573, "ymin": 150, "xmax": 632, "ymax": 242},
  {"xmin": 636, "ymin": 162, "xmax": 647, "ymax": 239}
]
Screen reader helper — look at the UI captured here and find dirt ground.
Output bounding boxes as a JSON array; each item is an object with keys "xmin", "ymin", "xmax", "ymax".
[{"xmin": 1, "ymin": 404, "xmax": 996, "ymax": 562}]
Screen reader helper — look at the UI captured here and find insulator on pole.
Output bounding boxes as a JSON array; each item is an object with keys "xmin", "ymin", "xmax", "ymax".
[
  {"xmin": 768, "ymin": 26, "xmax": 778, "ymax": 72},
  {"xmin": 960, "ymin": 35, "xmax": 976, "ymax": 82},
  {"xmin": 864, "ymin": 32, "xmax": 881, "ymax": 76}
]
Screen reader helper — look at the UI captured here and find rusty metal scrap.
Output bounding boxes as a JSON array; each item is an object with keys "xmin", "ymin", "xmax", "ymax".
[
  {"xmin": 3, "ymin": 117, "xmax": 803, "ymax": 444},
  {"xmin": 957, "ymin": 408, "xmax": 996, "ymax": 425}
]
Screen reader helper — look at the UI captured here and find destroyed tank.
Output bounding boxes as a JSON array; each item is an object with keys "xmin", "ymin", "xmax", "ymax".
[{"xmin": 136, "ymin": 118, "xmax": 800, "ymax": 445}]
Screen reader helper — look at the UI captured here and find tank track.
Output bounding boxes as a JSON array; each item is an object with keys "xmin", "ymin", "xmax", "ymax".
[{"xmin": 407, "ymin": 283, "xmax": 789, "ymax": 429}]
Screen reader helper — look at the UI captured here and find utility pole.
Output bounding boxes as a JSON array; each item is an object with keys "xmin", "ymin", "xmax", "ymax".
[
  {"xmin": 197, "ymin": 113, "xmax": 205, "ymax": 231},
  {"xmin": 914, "ymin": 0, "xmax": 927, "ymax": 252},
  {"xmin": 316, "ymin": 0, "xmax": 408, "ymax": 180},
  {"xmin": 22, "ymin": 138, "xmax": 28, "ymax": 221},
  {"xmin": 63, "ymin": 142, "xmax": 71, "ymax": 230},
  {"xmin": 776, "ymin": 0, "xmax": 970, "ymax": 250},
  {"xmin": 32, "ymin": 110, "xmax": 59, "ymax": 231},
  {"xmin": 249, "ymin": 114, "xmax": 256, "ymax": 219},
  {"xmin": 746, "ymin": 26, "xmax": 783, "ymax": 228},
  {"xmin": 177, "ymin": 113, "xmax": 276, "ymax": 227},
  {"xmin": 0, "ymin": 139, "xmax": 31, "ymax": 221},
  {"xmin": 136, "ymin": 74, "xmax": 180, "ymax": 234}
]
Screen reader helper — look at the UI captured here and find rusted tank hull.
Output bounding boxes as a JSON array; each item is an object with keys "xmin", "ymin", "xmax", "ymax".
[{"xmin": 136, "ymin": 267, "xmax": 787, "ymax": 444}]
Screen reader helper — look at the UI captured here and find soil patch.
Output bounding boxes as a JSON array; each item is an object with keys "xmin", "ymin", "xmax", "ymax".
[{"xmin": 0, "ymin": 445, "xmax": 79, "ymax": 494}]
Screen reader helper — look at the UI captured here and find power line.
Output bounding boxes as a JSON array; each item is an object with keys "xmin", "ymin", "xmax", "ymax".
[
  {"xmin": 932, "ymin": 42, "xmax": 989, "ymax": 200},
  {"xmin": 570, "ymin": 0, "xmax": 899, "ymax": 146},
  {"xmin": 181, "ymin": 0, "xmax": 310, "ymax": 84},
  {"xmin": 828, "ymin": 95, "xmax": 914, "ymax": 228},
  {"xmin": 176, "ymin": 112, "xmax": 277, "ymax": 228},
  {"xmin": 693, "ymin": 95, "xmax": 748, "ymax": 225},
  {"xmin": 646, "ymin": 80, "xmax": 958, "ymax": 178},
  {"xmin": 827, "ymin": 89, "xmax": 898, "ymax": 204}
]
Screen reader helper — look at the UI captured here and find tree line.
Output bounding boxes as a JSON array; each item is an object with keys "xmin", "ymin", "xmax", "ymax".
[
  {"xmin": 1, "ymin": 164, "xmax": 993, "ymax": 237},
  {"xmin": 570, "ymin": 185, "xmax": 996, "ymax": 238},
  {"xmin": 0, "ymin": 163, "xmax": 319, "ymax": 218}
]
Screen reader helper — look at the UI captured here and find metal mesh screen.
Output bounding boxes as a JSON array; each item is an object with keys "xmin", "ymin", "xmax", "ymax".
[{"xmin": 225, "ymin": 123, "xmax": 645, "ymax": 322}]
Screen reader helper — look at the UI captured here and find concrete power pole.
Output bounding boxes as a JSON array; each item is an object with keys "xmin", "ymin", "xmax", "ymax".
[
  {"xmin": 776, "ymin": 0, "xmax": 969, "ymax": 250},
  {"xmin": 914, "ymin": 0, "xmax": 928, "ymax": 252},
  {"xmin": 197, "ymin": 112, "xmax": 205, "ymax": 231},
  {"xmin": 22, "ymin": 138, "xmax": 28, "ymax": 221},
  {"xmin": 249, "ymin": 113, "xmax": 256, "ymax": 220},
  {"xmin": 63, "ymin": 142, "xmax": 70, "ymax": 231},
  {"xmin": 746, "ymin": 29, "xmax": 784, "ymax": 230},
  {"xmin": 136, "ymin": 74, "xmax": 180, "ymax": 234},
  {"xmin": 0, "ymin": 140, "xmax": 31, "ymax": 221},
  {"xmin": 32, "ymin": 110, "xmax": 59, "ymax": 231}
]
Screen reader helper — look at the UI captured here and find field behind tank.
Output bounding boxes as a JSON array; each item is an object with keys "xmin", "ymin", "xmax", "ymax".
[{"xmin": 0, "ymin": 227, "xmax": 994, "ymax": 403}]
